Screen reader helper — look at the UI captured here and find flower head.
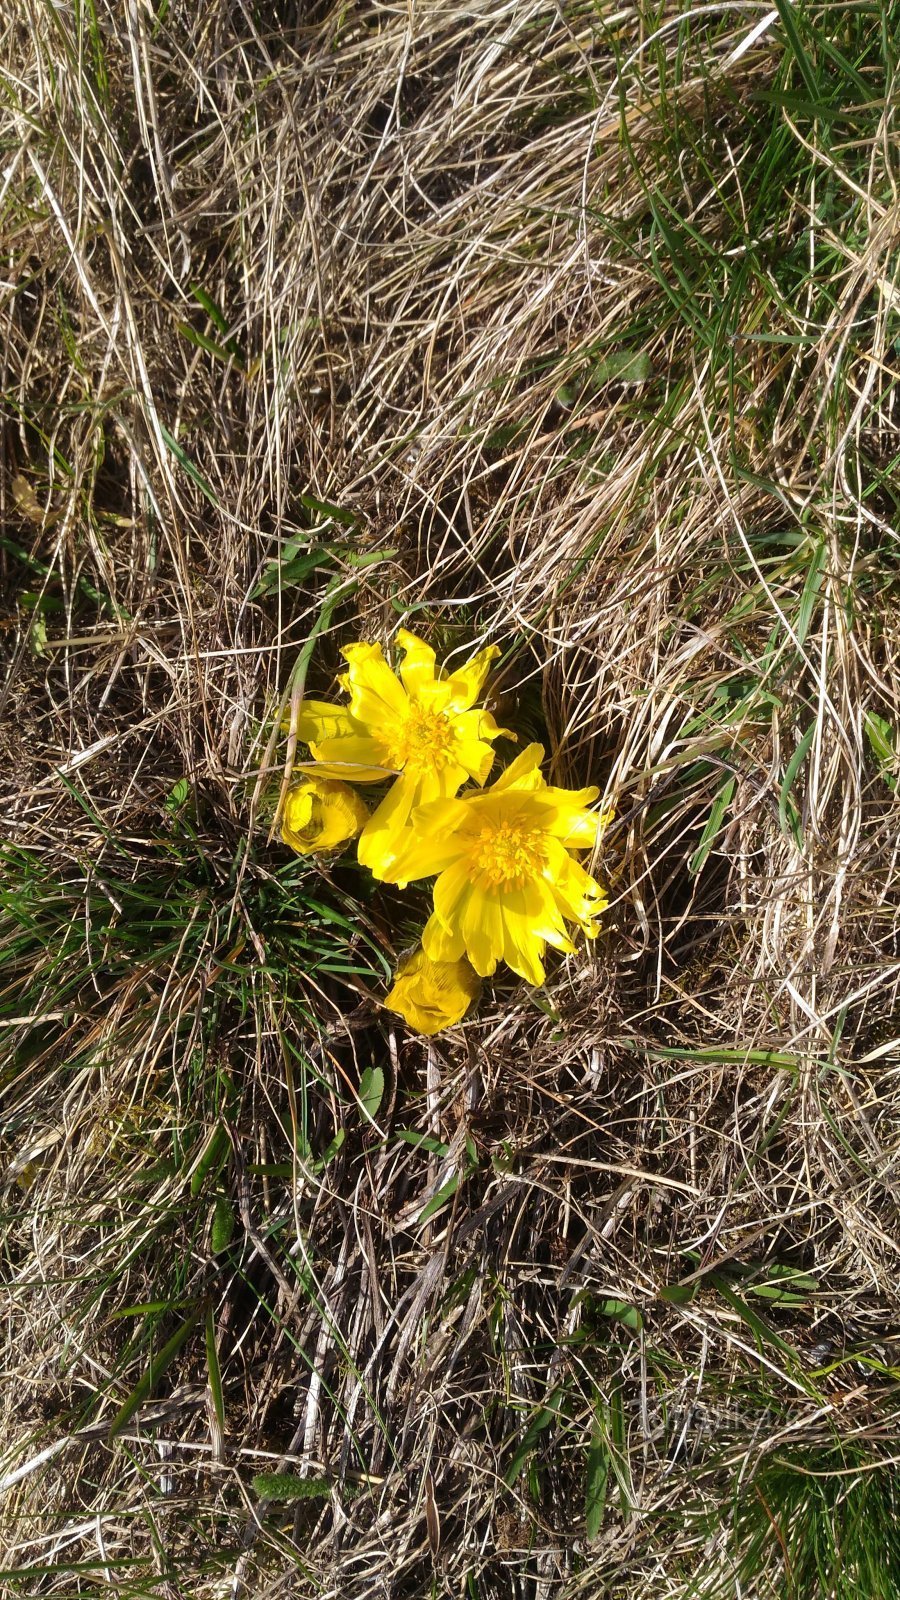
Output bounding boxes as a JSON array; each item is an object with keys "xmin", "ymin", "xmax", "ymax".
[
  {"xmin": 281, "ymin": 774, "xmax": 370, "ymax": 855},
  {"xmin": 385, "ymin": 948, "xmax": 481, "ymax": 1034},
  {"xmin": 383, "ymin": 744, "xmax": 610, "ymax": 985},
  {"xmin": 295, "ymin": 630, "xmax": 510, "ymax": 876}
]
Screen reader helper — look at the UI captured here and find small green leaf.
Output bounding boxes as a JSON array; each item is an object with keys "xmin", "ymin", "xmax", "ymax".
[
  {"xmin": 587, "ymin": 349, "xmax": 652, "ymax": 388},
  {"xmin": 357, "ymin": 1065, "xmax": 384, "ymax": 1123},
  {"xmin": 313, "ymin": 1128, "xmax": 346, "ymax": 1171},
  {"xmin": 795, "ymin": 538, "xmax": 828, "ymax": 646},
  {"xmin": 585, "ymin": 1426, "xmax": 609, "ymax": 1539},
  {"xmin": 864, "ymin": 712, "xmax": 898, "ymax": 791},
  {"xmin": 176, "ymin": 321, "xmax": 243, "ymax": 368},
  {"xmin": 710, "ymin": 1275, "xmax": 794, "ymax": 1356},
  {"xmin": 779, "ymin": 721, "xmax": 816, "ymax": 844},
  {"xmin": 503, "ymin": 1392, "xmax": 562, "ymax": 1485},
  {"xmin": 747, "ymin": 1265, "xmax": 817, "ymax": 1305},
  {"xmin": 482, "ymin": 419, "xmax": 530, "ymax": 453},
  {"xmin": 110, "ymin": 1298, "xmax": 193, "ymax": 1318},
  {"xmin": 28, "ymin": 612, "xmax": 48, "ymax": 656},
  {"xmin": 252, "ymin": 1472, "xmax": 331, "ymax": 1501},
  {"xmin": 166, "ymin": 777, "xmax": 190, "ymax": 812},
  {"xmin": 394, "ymin": 1129, "xmax": 451, "ymax": 1157},
  {"xmin": 108, "ymin": 1306, "xmax": 202, "ymax": 1438},
  {"xmin": 596, "ymin": 1298, "xmax": 643, "ymax": 1331},
  {"xmin": 297, "ymin": 491, "xmax": 358, "ymax": 527},
  {"xmin": 771, "ymin": 0, "xmax": 823, "ymax": 108},
  {"xmin": 205, "ymin": 1307, "xmax": 225, "ymax": 1441},
  {"xmin": 159, "ymin": 424, "xmax": 219, "ymax": 507},
  {"xmin": 190, "ymin": 1124, "xmax": 229, "ymax": 1196},
  {"xmin": 342, "ymin": 545, "xmax": 397, "ymax": 570},
  {"xmin": 659, "ymin": 1279, "xmax": 698, "ymax": 1305},
  {"xmin": 189, "ymin": 282, "xmax": 230, "ymax": 336},
  {"xmin": 689, "ymin": 774, "xmax": 736, "ymax": 876},
  {"xmin": 418, "ymin": 1172, "xmax": 460, "ymax": 1225},
  {"xmin": 252, "ymin": 547, "xmax": 331, "ymax": 600},
  {"xmin": 210, "ymin": 1194, "xmax": 235, "ymax": 1254}
]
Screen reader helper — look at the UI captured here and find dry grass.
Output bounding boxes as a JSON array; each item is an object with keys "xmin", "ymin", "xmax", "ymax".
[{"xmin": 2, "ymin": 1, "xmax": 900, "ymax": 1595}]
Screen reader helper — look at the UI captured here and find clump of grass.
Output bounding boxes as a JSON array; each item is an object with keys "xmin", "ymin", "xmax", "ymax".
[{"xmin": 2, "ymin": 0, "xmax": 900, "ymax": 1596}]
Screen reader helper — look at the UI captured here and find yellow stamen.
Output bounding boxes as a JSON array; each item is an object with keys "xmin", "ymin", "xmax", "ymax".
[
  {"xmin": 384, "ymin": 703, "xmax": 455, "ymax": 775},
  {"xmin": 470, "ymin": 818, "xmax": 546, "ymax": 888}
]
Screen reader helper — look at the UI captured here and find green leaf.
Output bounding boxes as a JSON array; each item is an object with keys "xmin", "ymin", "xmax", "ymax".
[
  {"xmin": 418, "ymin": 1172, "xmax": 460, "ymax": 1225},
  {"xmin": 314, "ymin": 1128, "xmax": 346, "ymax": 1170},
  {"xmin": 210, "ymin": 1194, "xmax": 235, "ymax": 1254},
  {"xmin": 771, "ymin": 0, "xmax": 822, "ymax": 108},
  {"xmin": 659, "ymin": 1279, "xmax": 698, "ymax": 1305},
  {"xmin": 190, "ymin": 282, "xmax": 231, "ymax": 336},
  {"xmin": 205, "ymin": 1307, "xmax": 225, "ymax": 1441},
  {"xmin": 159, "ymin": 424, "xmax": 219, "ymax": 507},
  {"xmin": 779, "ymin": 720, "xmax": 816, "ymax": 844},
  {"xmin": 864, "ymin": 712, "xmax": 898, "ymax": 792},
  {"xmin": 110, "ymin": 1298, "xmax": 193, "ymax": 1319},
  {"xmin": 689, "ymin": 774, "xmax": 736, "ymax": 876},
  {"xmin": 28, "ymin": 612, "xmax": 48, "ymax": 656},
  {"xmin": 752, "ymin": 90, "xmax": 844, "ymax": 122},
  {"xmin": 297, "ymin": 491, "xmax": 358, "ymax": 527},
  {"xmin": 747, "ymin": 1265, "xmax": 818, "ymax": 1305},
  {"xmin": 176, "ymin": 321, "xmax": 243, "ymax": 368},
  {"xmin": 252, "ymin": 547, "xmax": 331, "ymax": 600},
  {"xmin": 482, "ymin": 419, "xmax": 530, "ymax": 453},
  {"xmin": 503, "ymin": 1391, "xmax": 562, "ymax": 1485},
  {"xmin": 646, "ymin": 1044, "xmax": 800, "ymax": 1071},
  {"xmin": 166, "ymin": 777, "xmax": 190, "ymax": 812},
  {"xmin": 108, "ymin": 1305, "xmax": 202, "ymax": 1438},
  {"xmin": 357, "ymin": 1065, "xmax": 384, "ymax": 1124},
  {"xmin": 251, "ymin": 1472, "xmax": 331, "ymax": 1501},
  {"xmin": 190, "ymin": 1124, "xmax": 229, "ymax": 1196},
  {"xmin": 596, "ymin": 1298, "xmax": 643, "ymax": 1331},
  {"xmin": 342, "ymin": 545, "xmax": 397, "ymax": 570},
  {"xmin": 394, "ymin": 1129, "xmax": 451, "ymax": 1157},
  {"xmin": 709, "ymin": 1274, "xmax": 794, "ymax": 1357},
  {"xmin": 588, "ymin": 349, "xmax": 652, "ymax": 387},
  {"xmin": 795, "ymin": 537, "xmax": 828, "ymax": 646},
  {"xmin": 585, "ymin": 1425, "xmax": 609, "ymax": 1539}
]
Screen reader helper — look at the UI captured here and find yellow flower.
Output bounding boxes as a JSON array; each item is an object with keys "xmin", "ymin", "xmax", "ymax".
[
  {"xmin": 385, "ymin": 948, "xmax": 481, "ymax": 1034},
  {"xmin": 281, "ymin": 774, "xmax": 370, "ymax": 855},
  {"xmin": 383, "ymin": 744, "xmax": 610, "ymax": 986},
  {"xmin": 294, "ymin": 630, "xmax": 510, "ymax": 877}
]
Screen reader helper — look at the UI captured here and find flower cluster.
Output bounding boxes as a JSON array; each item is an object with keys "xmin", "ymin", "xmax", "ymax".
[{"xmin": 280, "ymin": 629, "xmax": 611, "ymax": 1033}]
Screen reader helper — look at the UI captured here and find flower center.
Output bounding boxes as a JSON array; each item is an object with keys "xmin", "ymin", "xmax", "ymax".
[
  {"xmin": 385, "ymin": 703, "xmax": 456, "ymax": 774},
  {"xmin": 470, "ymin": 817, "xmax": 546, "ymax": 889}
]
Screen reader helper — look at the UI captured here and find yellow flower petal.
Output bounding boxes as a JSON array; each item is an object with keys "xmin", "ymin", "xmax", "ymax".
[
  {"xmin": 385, "ymin": 948, "xmax": 481, "ymax": 1034},
  {"xmin": 433, "ymin": 858, "xmax": 475, "ymax": 931},
  {"xmin": 491, "ymin": 742, "xmax": 545, "ymax": 793},
  {"xmin": 442, "ymin": 643, "xmax": 501, "ymax": 712},
  {"xmin": 285, "ymin": 699, "xmax": 357, "ymax": 743},
  {"xmin": 459, "ymin": 885, "xmax": 503, "ymax": 977},
  {"xmin": 422, "ymin": 909, "xmax": 466, "ymax": 963},
  {"xmin": 497, "ymin": 887, "xmax": 547, "ymax": 985},
  {"xmin": 546, "ymin": 842, "xmax": 608, "ymax": 934},
  {"xmin": 395, "ymin": 629, "xmax": 438, "ymax": 697},
  {"xmin": 451, "ymin": 708, "xmax": 510, "ymax": 786},
  {"xmin": 340, "ymin": 642, "xmax": 408, "ymax": 730},
  {"xmin": 281, "ymin": 775, "xmax": 370, "ymax": 855},
  {"xmin": 385, "ymin": 797, "xmax": 469, "ymax": 887},
  {"xmin": 357, "ymin": 772, "xmax": 420, "ymax": 876},
  {"xmin": 384, "ymin": 947, "xmax": 480, "ymax": 1036},
  {"xmin": 306, "ymin": 726, "xmax": 396, "ymax": 782},
  {"xmin": 541, "ymin": 786, "xmax": 603, "ymax": 844}
]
